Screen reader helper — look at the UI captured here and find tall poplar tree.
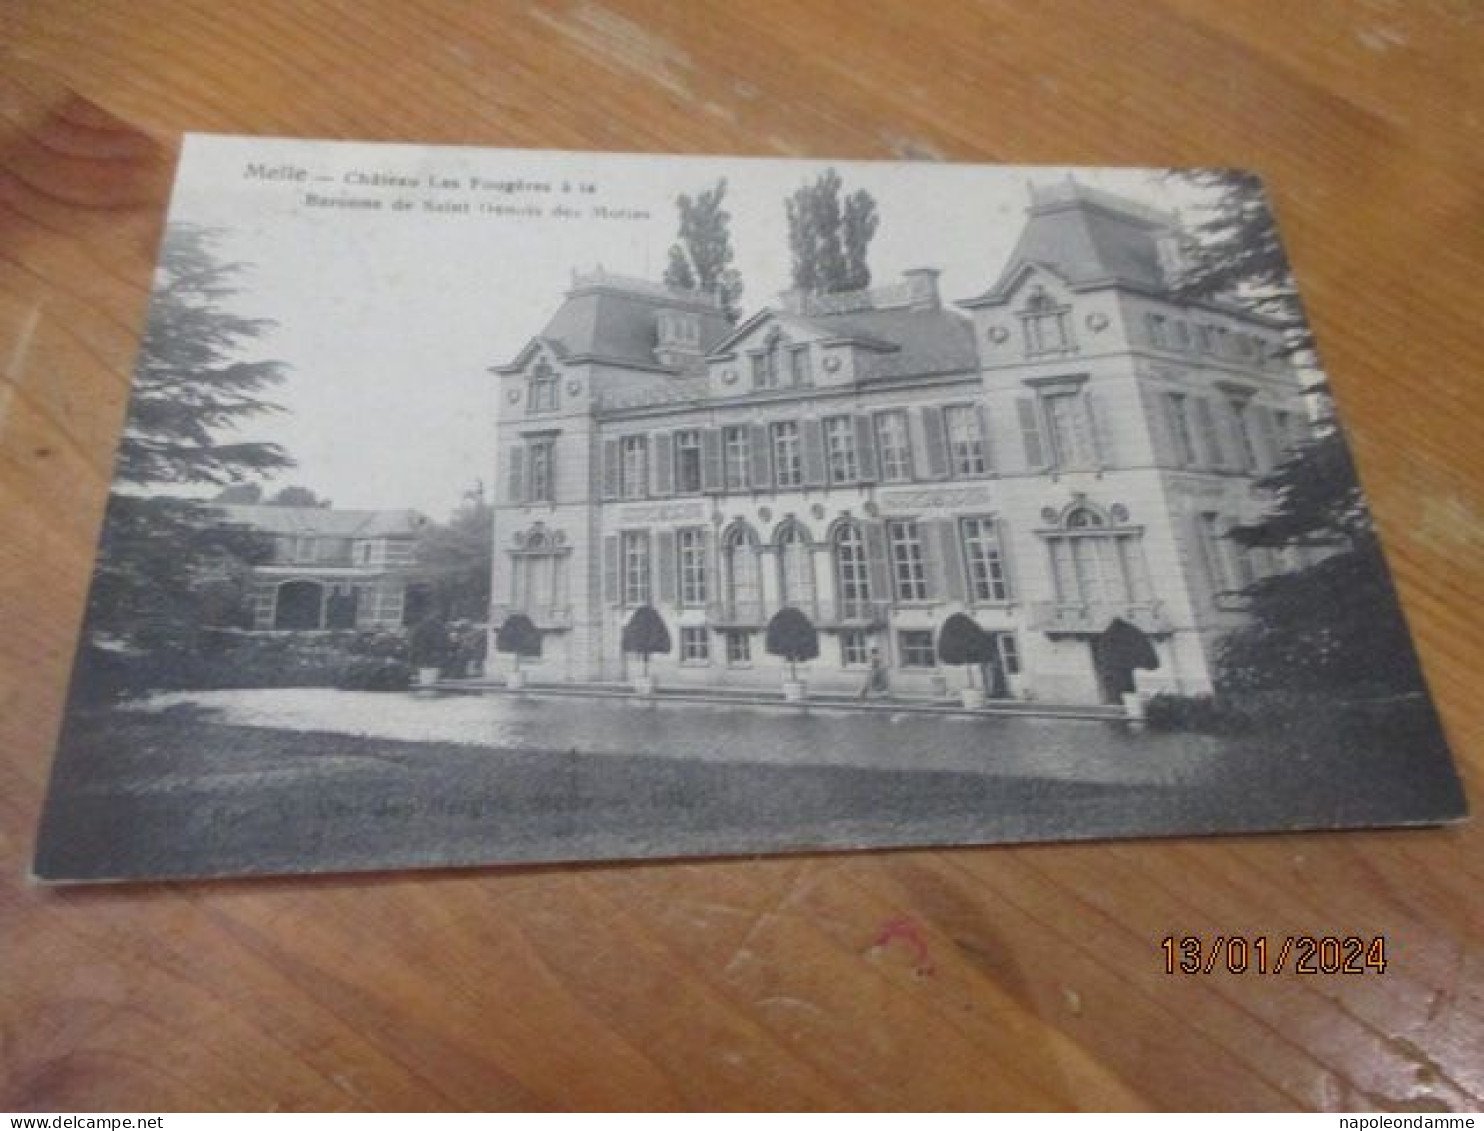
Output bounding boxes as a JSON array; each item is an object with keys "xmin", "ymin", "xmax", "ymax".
[
  {"xmin": 662, "ymin": 179, "xmax": 743, "ymax": 322},
  {"xmin": 785, "ymin": 168, "xmax": 880, "ymax": 296}
]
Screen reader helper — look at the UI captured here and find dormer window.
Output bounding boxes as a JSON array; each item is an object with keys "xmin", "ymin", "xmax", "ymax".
[
  {"xmin": 528, "ymin": 360, "xmax": 558, "ymax": 414},
  {"xmin": 1019, "ymin": 286, "xmax": 1075, "ymax": 357}
]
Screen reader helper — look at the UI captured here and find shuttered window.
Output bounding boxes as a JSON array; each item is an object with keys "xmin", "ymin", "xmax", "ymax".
[
  {"xmin": 887, "ymin": 519, "xmax": 927, "ymax": 601},
  {"xmin": 824, "ymin": 416, "xmax": 858, "ymax": 484},
  {"xmin": 620, "ymin": 436, "xmax": 648, "ymax": 499},
  {"xmin": 621, "ymin": 531, "xmax": 650, "ymax": 606},
  {"xmin": 944, "ymin": 405, "xmax": 988, "ymax": 476},
  {"xmin": 722, "ymin": 426, "xmax": 749, "ymax": 491},
  {"xmin": 960, "ymin": 517, "xmax": 1008, "ymax": 602},
  {"xmin": 772, "ymin": 422, "xmax": 802, "ymax": 488},
  {"xmin": 874, "ymin": 411, "xmax": 913, "ymax": 482}
]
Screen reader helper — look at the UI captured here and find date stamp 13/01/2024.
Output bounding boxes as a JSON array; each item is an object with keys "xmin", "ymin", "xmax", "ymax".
[{"xmin": 1162, "ymin": 936, "xmax": 1389, "ymax": 976}]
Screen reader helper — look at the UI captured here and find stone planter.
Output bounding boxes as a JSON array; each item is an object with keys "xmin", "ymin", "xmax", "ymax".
[
  {"xmin": 960, "ymin": 686, "xmax": 986, "ymax": 710},
  {"xmin": 506, "ymin": 669, "xmax": 527, "ymax": 691},
  {"xmin": 782, "ymin": 678, "xmax": 808, "ymax": 702},
  {"xmin": 1122, "ymin": 690, "xmax": 1149, "ymax": 722},
  {"xmin": 633, "ymin": 674, "xmax": 656, "ymax": 696},
  {"xmin": 415, "ymin": 667, "xmax": 440, "ymax": 687}
]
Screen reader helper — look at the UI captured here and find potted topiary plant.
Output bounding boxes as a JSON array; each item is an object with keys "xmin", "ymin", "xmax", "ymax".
[
  {"xmin": 621, "ymin": 605, "xmax": 670, "ymax": 694},
  {"xmin": 937, "ymin": 612, "xmax": 997, "ymax": 709},
  {"xmin": 494, "ymin": 612, "xmax": 541, "ymax": 690},
  {"xmin": 765, "ymin": 606, "xmax": 819, "ymax": 701},
  {"xmin": 407, "ymin": 614, "xmax": 451, "ymax": 687}
]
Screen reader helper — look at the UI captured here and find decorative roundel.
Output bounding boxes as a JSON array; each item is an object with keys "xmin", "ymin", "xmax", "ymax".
[
  {"xmin": 507, "ymin": 388, "xmax": 521, "ymax": 404},
  {"xmin": 987, "ymin": 325, "xmax": 1010, "ymax": 344},
  {"xmin": 552, "ymin": 530, "xmax": 568, "ymax": 546},
  {"xmin": 722, "ymin": 368, "xmax": 739, "ymax": 385},
  {"xmin": 810, "ymin": 503, "xmax": 826, "ymax": 520},
  {"xmin": 511, "ymin": 531, "xmax": 527, "ymax": 547},
  {"xmin": 1040, "ymin": 506, "xmax": 1060, "ymax": 524},
  {"xmin": 863, "ymin": 501, "xmax": 879, "ymax": 518},
  {"xmin": 1086, "ymin": 312, "xmax": 1110, "ymax": 333},
  {"xmin": 758, "ymin": 506, "xmax": 773, "ymax": 523},
  {"xmin": 565, "ymin": 378, "xmax": 582, "ymax": 396},
  {"xmin": 823, "ymin": 355, "xmax": 842, "ymax": 373},
  {"xmin": 1110, "ymin": 503, "xmax": 1129, "ymax": 523}
]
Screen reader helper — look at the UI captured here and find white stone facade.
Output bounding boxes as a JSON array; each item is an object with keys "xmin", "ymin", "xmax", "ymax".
[{"xmin": 488, "ymin": 182, "xmax": 1307, "ymax": 704}]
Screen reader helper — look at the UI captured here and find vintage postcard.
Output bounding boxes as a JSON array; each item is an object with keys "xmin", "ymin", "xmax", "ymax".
[{"xmin": 32, "ymin": 135, "xmax": 1466, "ymax": 881}]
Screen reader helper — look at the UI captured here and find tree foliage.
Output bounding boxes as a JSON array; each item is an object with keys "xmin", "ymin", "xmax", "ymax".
[
  {"xmin": 415, "ymin": 483, "xmax": 492, "ymax": 622},
  {"xmin": 936, "ymin": 613, "xmax": 996, "ymax": 667},
  {"xmin": 494, "ymin": 612, "xmax": 542, "ymax": 666},
  {"xmin": 267, "ymin": 484, "xmax": 331, "ymax": 508},
  {"xmin": 83, "ymin": 225, "xmax": 292, "ymax": 653},
  {"xmin": 785, "ymin": 169, "xmax": 879, "ymax": 296},
  {"xmin": 1168, "ymin": 171, "xmax": 1419, "ymax": 697},
  {"xmin": 662, "ymin": 179, "xmax": 743, "ymax": 322},
  {"xmin": 765, "ymin": 607, "xmax": 819, "ymax": 679},
  {"xmin": 621, "ymin": 605, "xmax": 671, "ymax": 674},
  {"xmin": 118, "ymin": 224, "xmax": 292, "ymax": 487}
]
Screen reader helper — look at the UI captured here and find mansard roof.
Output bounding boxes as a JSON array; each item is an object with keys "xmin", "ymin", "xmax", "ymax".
[
  {"xmin": 494, "ymin": 270, "xmax": 732, "ymax": 374},
  {"xmin": 962, "ymin": 180, "xmax": 1176, "ymax": 307},
  {"xmin": 213, "ymin": 504, "xmax": 428, "ymax": 538},
  {"xmin": 804, "ymin": 305, "xmax": 979, "ymax": 379}
]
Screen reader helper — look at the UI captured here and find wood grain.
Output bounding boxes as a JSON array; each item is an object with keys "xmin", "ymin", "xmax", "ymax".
[{"xmin": 1, "ymin": 0, "xmax": 1481, "ymax": 1111}]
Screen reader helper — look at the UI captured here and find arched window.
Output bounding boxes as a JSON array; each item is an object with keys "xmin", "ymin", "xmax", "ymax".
[
  {"xmin": 1065, "ymin": 506, "xmax": 1105, "ymax": 529},
  {"xmin": 777, "ymin": 522, "xmax": 816, "ymax": 611},
  {"xmin": 723, "ymin": 524, "xmax": 761, "ymax": 617},
  {"xmin": 1044, "ymin": 505, "xmax": 1150, "ymax": 608},
  {"xmin": 833, "ymin": 522, "xmax": 871, "ymax": 617}
]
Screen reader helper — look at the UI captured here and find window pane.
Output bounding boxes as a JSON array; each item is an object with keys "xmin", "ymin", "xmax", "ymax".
[
  {"xmin": 888, "ymin": 520, "xmax": 927, "ymax": 601},
  {"xmin": 825, "ymin": 416, "xmax": 857, "ymax": 483},
  {"xmin": 875, "ymin": 411, "xmax": 912, "ymax": 482}
]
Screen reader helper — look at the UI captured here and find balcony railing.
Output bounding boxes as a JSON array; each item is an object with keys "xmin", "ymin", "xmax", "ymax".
[
  {"xmin": 1029, "ymin": 600, "xmax": 1171, "ymax": 636},
  {"xmin": 490, "ymin": 604, "xmax": 573, "ymax": 631},
  {"xmin": 705, "ymin": 598, "xmax": 767, "ymax": 627}
]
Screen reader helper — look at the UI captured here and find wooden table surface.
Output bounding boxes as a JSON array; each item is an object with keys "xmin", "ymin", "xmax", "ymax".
[{"xmin": 2, "ymin": 0, "xmax": 1482, "ymax": 1112}]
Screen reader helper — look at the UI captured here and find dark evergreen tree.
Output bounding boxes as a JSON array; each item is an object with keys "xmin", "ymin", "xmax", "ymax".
[
  {"xmin": 621, "ymin": 605, "xmax": 671, "ymax": 675},
  {"xmin": 118, "ymin": 224, "xmax": 292, "ymax": 487},
  {"xmin": 83, "ymin": 224, "xmax": 291, "ymax": 655},
  {"xmin": 937, "ymin": 613, "xmax": 998, "ymax": 691},
  {"xmin": 494, "ymin": 612, "xmax": 542, "ymax": 672},
  {"xmin": 785, "ymin": 169, "xmax": 880, "ymax": 296},
  {"xmin": 1168, "ymin": 171, "xmax": 1417, "ymax": 697},
  {"xmin": 662, "ymin": 179, "xmax": 743, "ymax": 321},
  {"xmin": 764, "ymin": 607, "xmax": 819, "ymax": 680}
]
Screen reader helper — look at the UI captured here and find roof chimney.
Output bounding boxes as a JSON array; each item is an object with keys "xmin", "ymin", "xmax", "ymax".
[{"xmin": 902, "ymin": 268, "xmax": 941, "ymax": 311}]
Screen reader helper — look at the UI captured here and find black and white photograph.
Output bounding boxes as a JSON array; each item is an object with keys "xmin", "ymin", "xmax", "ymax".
[{"xmin": 32, "ymin": 134, "xmax": 1467, "ymax": 882}]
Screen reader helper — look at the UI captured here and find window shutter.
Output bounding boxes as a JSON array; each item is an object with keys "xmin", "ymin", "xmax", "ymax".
[
  {"xmin": 1225, "ymin": 403, "xmax": 1252, "ymax": 472},
  {"xmin": 936, "ymin": 518, "xmax": 966, "ymax": 599},
  {"xmin": 864, "ymin": 521, "xmax": 890, "ymax": 602},
  {"xmin": 702, "ymin": 526, "xmax": 717, "ymax": 605},
  {"xmin": 975, "ymin": 404, "xmax": 995, "ymax": 472},
  {"xmin": 1085, "ymin": 389, "xmax": 1114, "ymax": 468},
  {"xmin": 656, "ymin": 530, "xmax": 677, "ymax": 604},
  {"xmin": 1148, "ymin": 389, "xmax": 1178, "ymax": 467},
  {"xmin": 748, "ymin": 422, "xmax": 772, "ymax": 488},
  {"xmin": 1016, "ymin": 396, "xmax": 1047, "ymax": 471},
  {"xmin": 1252, "ymin": 405, "xmax": 1280, "ymax": 472},
  {"xmin": 994, "ymin": 516, "xmax": 1016, "ymax": 600},
  {"xmin": 506, "ymin": 445, "xmax": 526, "ymax": 505},
  {"xmin": 651, "ymin": 432, "xmax": 674, "ymax": 496},
  {"xmin": 800, "ymin": 418, "xmax": 826, "ymax": 487},
  {"xmin": 854, "ymin": 414, "xmax": 879, "ymax": 482},
  {"xmin": 918, "ymin": 406, "xmax": 949, "ymax": 480},
  {"xmin": 546, "ymin": 441, "xmax": 559, "ymax": 504},
  {"xmin": 603, "ymin": 534, "xmax": 620, "ymax": 604},
  {"xmin": 1192, "ymin": 397, "xmax": 1227, "ymax": 469},
  {"xmin": 700, "ymin": 428, "xmax": 722, "ymax": 493},
  {"xmin": 1187, "ymin": 514, "xmax": 1221, "ymax": 604},
  {"xmin": 601, "ymin": 439, "xmax": 620, "ymax": 500}
]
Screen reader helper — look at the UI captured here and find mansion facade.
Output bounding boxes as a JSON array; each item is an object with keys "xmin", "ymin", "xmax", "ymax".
[{"xmin": 487, "ymin": 180, "xmax": 1308, "ymax": 704}]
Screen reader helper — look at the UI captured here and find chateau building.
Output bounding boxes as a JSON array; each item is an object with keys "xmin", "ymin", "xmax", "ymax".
[
  {"xmin": 210, "ymin": 504, "xmax": 430, "ymax": 631},
  {"xmin": 487, "ymin": 180, "xmax": 1307, "ymax": 703}
]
